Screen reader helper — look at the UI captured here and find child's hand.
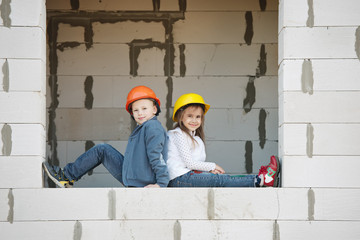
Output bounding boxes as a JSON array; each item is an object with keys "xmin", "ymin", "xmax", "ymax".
[
  {"xmin": 144, "ymin": 184, "xmax": 161, "ymax": 188},
  {"xmin": 210, "ymin": 164, "xmax": 225, "ymax": 174}
]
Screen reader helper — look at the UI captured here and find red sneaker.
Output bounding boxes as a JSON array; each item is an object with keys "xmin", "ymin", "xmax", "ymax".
[{"xmin": 258, "ymin": 156, "xmax": 280, "ymax": 187}]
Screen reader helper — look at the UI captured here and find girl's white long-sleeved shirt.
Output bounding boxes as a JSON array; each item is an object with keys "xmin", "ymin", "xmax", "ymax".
[{"xmin": 167, "ymin": 127, "xmax": 216, "ymax": 180}]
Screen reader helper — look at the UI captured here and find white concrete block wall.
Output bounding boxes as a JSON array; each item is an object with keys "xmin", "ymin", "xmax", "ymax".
[
  {"xmin": 1, "ymin": 1, "xmax": 360, "ymax": 239},
  {"xmin": 3, "ymin": 188, "xmax": 360, "ymax": 221},
  {"xmin": 279, "ymin": 0, "xmax": 360, "ymax": 188},
  {"xmin": 2, "ymin": 188, "xmax": 360, "ymax": 239},
  {"xmin": 0, "ymin": 0, "xmax": 46, "ymax": 189}
]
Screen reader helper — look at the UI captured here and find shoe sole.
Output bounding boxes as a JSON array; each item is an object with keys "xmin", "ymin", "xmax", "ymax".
[
  {"xmin": 42, "ymin": 162, "xmax": 66, "ymax": 188},
  {"xmin": 273, "ymin": 156, "xmax": 281, "ymax": 187}
]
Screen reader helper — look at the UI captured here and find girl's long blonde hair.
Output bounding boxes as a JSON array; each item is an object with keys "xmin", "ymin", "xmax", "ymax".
[{"xmin": 173, "ymin": 103, "xmax": 206, "ymax": 144}]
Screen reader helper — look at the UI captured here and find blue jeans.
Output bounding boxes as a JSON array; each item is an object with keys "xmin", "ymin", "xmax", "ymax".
[
  {"xmin": 63, "ymin": 143, "xmax": 124, "ymax": 184},
  {"xmin": 168, "ymin": 171, "xmax": 258, "ymax": 187}
]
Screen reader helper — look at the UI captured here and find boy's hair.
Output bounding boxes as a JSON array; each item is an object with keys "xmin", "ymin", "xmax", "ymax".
[
  {"xmin": 173, "ymin": 103, "xmax": 205, "ymax": 144},
  {"xmin": 128, "ymin": 98, "xmax": 161, "ymax": 116}
]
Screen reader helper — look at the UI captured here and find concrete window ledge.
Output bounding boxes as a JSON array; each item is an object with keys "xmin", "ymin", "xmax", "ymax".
[{"xmin": 1, "ymin": 188, "xmax": 360, "ymax": 240}]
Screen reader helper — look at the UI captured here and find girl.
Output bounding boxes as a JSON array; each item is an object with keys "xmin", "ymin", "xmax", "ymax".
[{"xmin": 167, "ymin": 93, "xmax": 280, "ymax": 188}]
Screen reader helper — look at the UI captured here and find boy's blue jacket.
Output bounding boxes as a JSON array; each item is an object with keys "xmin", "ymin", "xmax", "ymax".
[{"xmin": 122, "ymin": 116, "xmax": 169, "ymax": 187}]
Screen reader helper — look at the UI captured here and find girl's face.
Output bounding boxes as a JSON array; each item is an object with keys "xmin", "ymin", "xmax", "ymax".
[
  {"xmin": 131, "ymin": 99, "xmax": 157, "ymax": 125},
  {"xmin": 181, "ymin": 106, "xmax": 203, "ymax": 132}
]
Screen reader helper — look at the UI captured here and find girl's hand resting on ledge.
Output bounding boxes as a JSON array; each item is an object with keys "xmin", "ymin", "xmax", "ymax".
[{"xmin": 210, "ymin": 164, "xmax": 225, "ymax": 174}]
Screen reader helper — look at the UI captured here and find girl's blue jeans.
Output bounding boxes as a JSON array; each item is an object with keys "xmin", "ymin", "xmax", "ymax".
[
  {"xmin": 63, "ymin": 143, "xmax": 124, "ymax": 184},
  {"xmin": 168, "ymin": 170, "xmax": 258, "ymax": 187}
]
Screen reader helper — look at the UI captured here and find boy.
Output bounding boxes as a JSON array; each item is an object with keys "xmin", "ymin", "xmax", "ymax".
[{"xmin": 44, "ymin": 86, "xmax": 169, "ymax": 188}]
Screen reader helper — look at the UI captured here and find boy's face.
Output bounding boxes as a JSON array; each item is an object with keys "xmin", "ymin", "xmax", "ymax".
[{"xmin": 131, "ymin": 99, "xmax": 157, "ymax": 125}]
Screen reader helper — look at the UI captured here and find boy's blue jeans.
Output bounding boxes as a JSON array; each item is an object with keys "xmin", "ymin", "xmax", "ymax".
[
  {"xmin": 63, "ymin": 143, "xmax": 124, "ymax": 184},
  {"xmin": 168, "ymin": 170, "xmax": 258, "ymax": 187}
]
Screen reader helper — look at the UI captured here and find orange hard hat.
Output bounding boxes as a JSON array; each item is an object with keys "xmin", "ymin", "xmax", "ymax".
[{"xmin": 125, "ymin": 86, "xmax": 161, "ymax": 114}]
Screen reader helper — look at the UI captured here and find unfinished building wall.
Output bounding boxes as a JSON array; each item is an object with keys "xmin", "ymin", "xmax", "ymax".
[
  {"xmin": 279, "ymin": 0, "xmax": 360, "ymax": 187},
  {"xmin": 0, "ymin": 0, "xmax": 46, "ymax": 188},
  {"xmin": 46, "ymin": 0, "xmax": 278, "ymax": 187}
]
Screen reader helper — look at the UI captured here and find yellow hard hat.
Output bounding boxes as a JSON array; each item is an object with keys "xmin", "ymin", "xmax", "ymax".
[{"xmin": 173, "ymin": 93, "xmax": 210, "ymax": 122}]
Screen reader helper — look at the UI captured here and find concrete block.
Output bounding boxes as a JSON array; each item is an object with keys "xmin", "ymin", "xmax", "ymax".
[
  {"xmin": 314, "ymin": 0, "xmax": 360, "ymax": 26},
  {"xmin": 206, "ymin": 108, "xmax": 278, "ymax": 141},
  {"xmin": 47, "ymin": 0, "xmax": 153, "ymax": 10},
  {"xmin": 279, "ymin": 59, "xmax": 360, "ymax": 91},
  {"xmin": 214, "ymin": 188, "xmax": 308, "ymax": 220},
  {"xmin": 278, "ymin": 221, "xmax": 360, "ymax": 240},
  {"xmin": 172, "ymin": 76, "xmax": 278, "ymax": 108},
  {"xmin": 57, "ymin": 23, "xmax": 85, "ymax": 42},
  {"xmin": 313, "ymin": 124, "xmax": 360, "ymax": 155},
  {"xmin": 206, "ymin": 140, "xmax": 278, "ymax": 174},
  {"xmin": 0, "ymin": 27, "xmax": 45, "ymax": 59},
  {"xmin": 57, "ymin": 44, "xmax": 130, "ymax": 75},
  {"xmin": 56, "ymin": 76, "xmax": 86, "ymax": 108},
  {"xmin": 0, "ymin": 0, "xmax": 45, "ymax": 30},
  {"xmin": 115, "ymin": 188, "xmax": 209, "ymax": 219},
  {"xmin": 54, "ymin": 108, "xmax": 131, "ymax": 141},
  {"xmin": 0, "ymin": 156, "xmax": 43, "ymax": 188},
  {"xmin": 183, "ymin": 43, "xmax": 277, "ymax": 76},
  {"xmin": 159, "ymin": 0, "xmax": 180, "ymax": 11},
  {"xmin": 277, "ymin": 188, "xmax": 308, "ymax": 220},
  {"xmin": 13, "ymin": 188, "xmax": 110, "ymax": 221},
  {"xmin": 0, "ymin": 124, "xmax": 45, "ymax": 156},
  {"xmin": 278, "ymin": 124, "xmax": 307, "ymax": 156},
  {"xmin": 79, "ymin": 0, "xmax": 153, "ymax": 11},
  {"xmin": 81, "ymin": 220, "xmax": 175, "ymax": 240},
  {"xmin": 312, "ymin": 188, "xmax": 360, "ymax": 220},
  {"xmin": 173, "ymin": 12, "xmax": 246, "ymax": 44},
  {"xmin": 0, "ymin": 92, "xmax": 45, "ymax": 124},
  {"xmin": 282, "ymin": 156, "xmax": 360, "ymax": 188},
  {"xmin": 45, "ymin": 0, "xmax": 71, "ymax": 10},
  {"xmin": 186, "ymin": 0, "xmax": 278, "ymax": 11},
  {"xmin": 93, "ymin": 21, "xmax": 165, "ymax": 43},
  {"xmin": 0, "ymin": 221, "xmax": 75, "ymax": 240},
  {"xmin": 6, "ymin": 59, "xmax": 45, "ymax": 92},
  {"xmin": 280, "ymin": 123, "xmax": 360, "ymax": 156},
  {"xmin": 206, "ymin": 141, "xmax": 247, "ymax": 174},
  {"xmin": 252, "ymin": 11, "xmax": 278, "ymax": 44},
  {"xmin": 179, "ymin": 220, "xmax": 274, "ymax": 240},
  {"xmin": 279, "ymin": 0, "xmax": 360, "ymax": 29},
  {"xmin": 213, "ymin": 188, "xmax": 279, "ymax": 219},
  {"xmin": 0, "ymin": 189, "xmax": 9, "ymax": 221},
  {"xmin": 56, "ymin": 76, "xmax": 168, "ymax": 108},
  {"xmin": 282, "ymin": 92, "xmax": 360, "ymax": 123},
  {"xmin": 278, "ymin": 0, "xmax": 310, "ymax": 30},
  {"xmin": 279, "ymin": 27, "xmax": 358, "ymax": 61},
  {"xmin": 136, "ymin": 47, "xmax": 166, "ymax": 76}
]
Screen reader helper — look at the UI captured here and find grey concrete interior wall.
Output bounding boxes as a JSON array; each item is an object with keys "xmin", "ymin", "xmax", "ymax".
[{"xmin": 46, "ymin": 0, "xmax": 278, "ymax": 187}]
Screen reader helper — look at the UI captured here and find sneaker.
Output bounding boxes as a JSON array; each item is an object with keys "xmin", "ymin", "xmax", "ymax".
[
  {"xmin": 43, "ymin": 162, "xmax": 74, "ymax": 188},
  {"xmin": 258, "ymin": 155, "xmax": 280, "ymax": 187}
]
